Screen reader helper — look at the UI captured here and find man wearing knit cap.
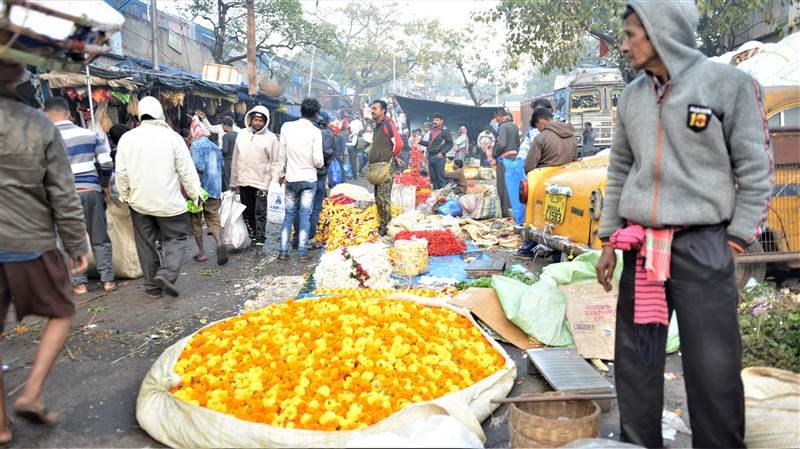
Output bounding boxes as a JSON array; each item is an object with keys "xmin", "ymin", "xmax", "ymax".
[
  {"xmin": 229, "ymin": 105, "xmax": 280, "ymax": 247},
  {"xmin": 595, "ymin": 2, "xmax": 773, "ymax": 447}
]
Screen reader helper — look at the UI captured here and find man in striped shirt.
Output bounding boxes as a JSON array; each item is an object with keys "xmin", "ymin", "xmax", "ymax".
[{"xmin": 45, "ymin": 97, "xmax": 116, "ymax": 294}]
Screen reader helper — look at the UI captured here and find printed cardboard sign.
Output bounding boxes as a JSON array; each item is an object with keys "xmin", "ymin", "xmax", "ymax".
[{"xmin": 560, "ymin": 282, "xmax": 617, "ymax": 360}]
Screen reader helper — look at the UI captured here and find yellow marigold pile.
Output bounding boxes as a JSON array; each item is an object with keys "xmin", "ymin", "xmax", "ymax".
[
  {"xmin": 314, "ymin": 288, "xmax": 442, "ymax": 299},
  {"xmin": 171, "ymin": 294, "xmax": 505, "ymax": 431},
  {"xmin": 314, "ymin": 202, "xmax": 401, "ymax": 251}
]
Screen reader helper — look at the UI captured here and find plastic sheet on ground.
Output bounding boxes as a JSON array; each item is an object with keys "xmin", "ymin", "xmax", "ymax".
[
  {"xmin": 136, "ymin": 294, "xmax": 516, "ymax": 448},
  {"xmin": 493, "ymin": 251, "xmax": 680, "ymax": 353}
]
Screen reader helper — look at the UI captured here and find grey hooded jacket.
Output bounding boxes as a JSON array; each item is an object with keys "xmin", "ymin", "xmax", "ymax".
[
  {"xmin": 0, "ymin": 92, "xmax": 88, "ymax": 257},
  {"xmin": 598, "ymin": 0, "xmax": 773, "ymax": 250}
]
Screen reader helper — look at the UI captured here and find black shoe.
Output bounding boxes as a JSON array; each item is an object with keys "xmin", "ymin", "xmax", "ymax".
[
  {"xmin": 277, "ymin": 254, "xmax": 290, "ymax": 262},
  {"xmin": 152, "ymin": 275, "xmax": 179, "ymax": 297},
  {"xmin": 145, "ymin": 288, "xmax": 163, "ymax": 299},
  {"xmin": 298, "ymin": 254, "xmax": 313, "ymax": 262}
]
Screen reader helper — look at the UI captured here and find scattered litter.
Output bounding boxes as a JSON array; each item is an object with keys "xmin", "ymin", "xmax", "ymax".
[
  {"xmin": 2, "ymin": 364, "xmax": 8, "ymax": 372},
  {"xmin": 149, "ymin": 334, "xmax": 160, "ymax": 339},
  {"xmin": 591, "ymin": 359, "xmax": 609, "ymax": 372},
  {"xmin": 85, "ymin": 324, "xmax": 98, "ymax": 329},
  {"xmin": 662, "ymin": 408, "xmax": 692, "ymax": 441},
  {"xmin": 417, "ymin": 275, "xmax": 459, "ymax": 286},
  {"xmin": 199, "ymin": 318, "xmax": 207, "ymax": 324},
  {"xmin": 664, "ymin": 372, "xmax": 678, "ymax": 380}
]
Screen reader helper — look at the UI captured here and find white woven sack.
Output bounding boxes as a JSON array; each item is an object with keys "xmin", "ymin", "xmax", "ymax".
[{"xmin": 136, "ymin": 294, "xmax": 516, "ymax": 448}]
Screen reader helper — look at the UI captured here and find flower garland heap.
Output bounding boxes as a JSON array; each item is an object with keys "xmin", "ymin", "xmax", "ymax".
[
  {"xmin": 395, "ymin": 168, "xmax": 432, "ymax": 206},
  {"xmin": 394, "ymin": 230, "xmax": 467, "ymax": 256},
  {"xmin": 171, "ymin": 295, "xmax": 506, "ymax": 431},
  {"xmin": 314, "ymin": 201, "xmax": 401, "ymax": 252},
  {"xmin": 314, "ymin": 242, "xmax": 395, "ymax": 290}
]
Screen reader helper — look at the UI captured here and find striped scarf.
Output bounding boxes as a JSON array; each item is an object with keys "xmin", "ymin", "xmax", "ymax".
[{"xmin": 611, "ymin": 223, "xmax": 676, "ymax": 364}]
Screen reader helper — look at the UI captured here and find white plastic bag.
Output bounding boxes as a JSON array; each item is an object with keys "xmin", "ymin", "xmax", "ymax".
[
  {"xmin": 220, "ymin": 191, "xmax": 250, "ymax": 251},
  {"xmin": 391, "ymin": 184, "xmax": 416, "ymax": 214},
  {"xmin": 267, "ymin": 182, "xmax": 285, "ymax": 225}
]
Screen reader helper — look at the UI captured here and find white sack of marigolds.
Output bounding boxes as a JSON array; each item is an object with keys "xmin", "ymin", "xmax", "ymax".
[{"xmin": 136, "ymin": 292, "xmax": 516, "ymax": 448}]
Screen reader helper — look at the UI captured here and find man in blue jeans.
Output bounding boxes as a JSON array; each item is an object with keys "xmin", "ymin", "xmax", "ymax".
[
  {"xmin": 421, "ymin": 113, "xmax": 453, "ymax": 190},
  {"xmin": 277, "ymin": 98, "xmax": 324, "ymax": 261}
]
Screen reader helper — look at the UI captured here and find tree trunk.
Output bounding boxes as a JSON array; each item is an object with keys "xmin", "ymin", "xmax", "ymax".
[{"xmin": 456, "ymin": 62, "xmax": 481, "ymax": 106}]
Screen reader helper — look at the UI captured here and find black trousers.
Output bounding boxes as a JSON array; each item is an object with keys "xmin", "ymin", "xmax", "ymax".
[
  {"xmin": 239, "ymin": 186, "xmax": 267, "ymax": 243},
  {"xmin": 615, "ymin": 225, "xmax": 745, "ymax": 448},
  {"xmin": 348, "ymin": 147, "xmax": 359, "ymax": 179},
  {"xmin": 130, "ymin": 210, "xmax": 190, "ymax": 294}
]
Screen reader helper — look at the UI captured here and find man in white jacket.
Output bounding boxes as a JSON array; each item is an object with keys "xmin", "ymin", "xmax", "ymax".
[
  {"xmin": 229, "ymin": 105, "xmax": 281, "ymax": 247},
  {"xmin": 116, "ymin": 97, "xmax": 203, "ymax": 298}
]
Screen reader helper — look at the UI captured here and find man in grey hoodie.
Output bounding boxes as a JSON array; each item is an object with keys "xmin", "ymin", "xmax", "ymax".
[{"xmin": 595, "ymin": 2, "xmax": 773, "ymax": 448}]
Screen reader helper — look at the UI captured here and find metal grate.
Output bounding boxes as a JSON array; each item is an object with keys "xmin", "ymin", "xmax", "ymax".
[
  {"xmin": 761, "ymin": 128, "xmax": 800, "ymax": 255},
  {"xmin": 526, "ymin": 348, "xmax": 613, "ymax": 394}
]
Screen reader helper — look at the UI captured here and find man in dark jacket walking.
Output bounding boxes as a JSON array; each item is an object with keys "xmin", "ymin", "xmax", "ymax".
[
  {"xmin": 308, "ymin": 112, "xmax": 336, "ymax": 248},
  {"xmin": 524, "ymin": 108, "xmax": 576, "ymax": 173},
  {"xmin": 595, "ymin": 2, "xmax": 773, "ymax": 448},
  {"xmin": 421, "ymin": 113, "xmax": 453, "ymax": 189},
  {"xmin": 492, "ymin": 109, "xmax": 521, "ymax": 218}
]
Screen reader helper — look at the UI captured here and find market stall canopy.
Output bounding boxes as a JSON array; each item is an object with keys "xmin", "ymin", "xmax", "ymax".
[
  {"xmin": 709, "ymin": 33, "xmax": 800, "ymax": 86},
  {"xmin": 394, "ymin": 95, "xmax": 498, "ymax": 143},
  {"xmin": 38, "ymin": 71, "xmax": 139, "ymax": 90}
]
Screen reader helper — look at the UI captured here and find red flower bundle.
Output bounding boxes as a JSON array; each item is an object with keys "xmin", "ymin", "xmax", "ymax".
[
  {"xmin": 394, "ymin": 230, "xmax": 466, "ymax": 256},
  {"xmin": 394, "ymin": 168, "xmax": 430, "ymax": 189}
]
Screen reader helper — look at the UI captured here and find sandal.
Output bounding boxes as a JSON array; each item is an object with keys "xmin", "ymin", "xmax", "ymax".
[
  {"xmin": 72, "ymin": 284, "xmax": 88, "ymax": 295},
  {"xmin": 103, "ymin": 281, "xmax": 118, "ymax": 292},
  {"xmin": 192, "ymin": 254, "xmax": 208, "ymax": 262},
  {"xmin": 13, "ymin": 403, "xmax": 58, "ymax": 427}
]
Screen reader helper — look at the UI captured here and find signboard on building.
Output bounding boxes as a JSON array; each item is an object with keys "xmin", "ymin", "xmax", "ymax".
[{"xmin": 202, "ymin": 63, "xmax": 242, "ymax": 85}]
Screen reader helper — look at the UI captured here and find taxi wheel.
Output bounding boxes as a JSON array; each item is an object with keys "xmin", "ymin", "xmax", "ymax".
[{"xmin": 735, "ymin": 241, "xmax": 767, "ymax": 290}]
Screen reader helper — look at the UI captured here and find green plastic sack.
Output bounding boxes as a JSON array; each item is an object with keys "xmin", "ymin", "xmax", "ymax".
[
  {"xmin": 493, "ymin": 275, "xmax": 574, "ymax": 347},
  {"xmin": 493, "ymin": 250, "xmax": 680, "ymax": 353}
]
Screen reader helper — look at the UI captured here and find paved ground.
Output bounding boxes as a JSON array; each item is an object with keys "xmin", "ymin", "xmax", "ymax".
[{"xmin": 0, "ymin": 179, "xmax": 692, "ymax": 448}]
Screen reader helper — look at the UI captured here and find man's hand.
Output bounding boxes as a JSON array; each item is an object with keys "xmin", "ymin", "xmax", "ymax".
[
  {"xmin": 437, "ymin": 153, "xmax": 444, "ymax": 159},
  {"xmin": 596, "ymin": 246, "xmax": 617, "ymax": 292},
  {"xmin": 102, "ymin": 187, "xmax": 111, "ymax": 203},
  {"xmin": 279, "ymin": 177, "xmax": 286, "ymax": 185},
  {"xmin": 70, "ymin": 254, "xmax": 90, "ymax": 276},
  {"xmin": 193, "ymin": 196, "xmax": 205, "ymax": 208},
  {"xmin": 196, "ymin": 110, "xmax": 206, "ymax": 120}
]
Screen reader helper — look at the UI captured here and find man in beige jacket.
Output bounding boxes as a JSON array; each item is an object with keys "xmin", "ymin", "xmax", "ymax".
[
  {"xmin": 116, "ymin": 97, "xmax": 203, "ymax": 298},
  {"xmin": 230, "ymin": 105, "xmax": 281, "ymax": 247}
]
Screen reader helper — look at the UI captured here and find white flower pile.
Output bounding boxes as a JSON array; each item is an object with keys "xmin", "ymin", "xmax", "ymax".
[{"xmin": 314, "ymin": 242, "xmax": 395, "ymax": 290}]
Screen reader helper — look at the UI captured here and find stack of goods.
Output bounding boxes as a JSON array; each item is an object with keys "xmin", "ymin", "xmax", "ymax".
[
  {"xmin": 388, "ymin": 240, "xmax": 429, "ymax": 277},
  {"xmin": 313, "ymin": 242, "xmax": 394, "ymax": 290},
  {"xmin": 315, "ymin": 201, "xmax": 400, "ymax": 251},
  {"xmin": 395, "ymin": 169, "xmax": 432, "ymax": 206},
  {"xmin": 170, "ymin": 294, "xmax": 507, "ymax": 430},
  {"xmin": 395, "ymin": 230, "xmax": 467, "ymax": 256}
]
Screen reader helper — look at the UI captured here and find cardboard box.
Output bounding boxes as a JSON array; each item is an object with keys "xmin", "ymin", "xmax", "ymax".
[
  {"xmin": 560, "ymin": 282, "xmax": 617, "ymax": 360},
  {"xmin": 448, "ymin": 288, "xmax": 539, "ymax": 350}
]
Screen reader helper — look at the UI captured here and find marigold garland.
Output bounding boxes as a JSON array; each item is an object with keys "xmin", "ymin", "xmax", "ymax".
[
  {"xmin": 314, "ymin": 202, "xmax": 401, "ymax": 252},
  {"xmin": 171, "ymin": 294, "xmax": 505, "ymax": 431}
]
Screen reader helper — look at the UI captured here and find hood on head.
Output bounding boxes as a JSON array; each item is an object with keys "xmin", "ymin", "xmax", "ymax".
[
  {"xmin": 546, "ymin": 121, "xmax": 576, "ymax": 139},
  {"xmin": 245, "ymin": 105, "xmax": 270, "ymax": 129},
  {"xmin": 138, "ymin": 96, "xmax": 165, "ymax": 121},
  {"xmin": 627, "ymin": 0, "xmax": 705, "ymax": 79}
]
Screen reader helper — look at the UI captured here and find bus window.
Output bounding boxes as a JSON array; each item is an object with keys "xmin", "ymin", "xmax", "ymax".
[
  {"xmin": 610, "ymin": 89, "xmax": 623, "ymax": 111},
  {"xmin": 570, "ymin": 90, "xmax": 601, "ymax": 113}
]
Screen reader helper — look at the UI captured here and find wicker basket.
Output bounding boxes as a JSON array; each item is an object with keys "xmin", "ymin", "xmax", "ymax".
[{"xmin": 509, "ymin": 400, "xmax": 600, "ymax": 448}]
